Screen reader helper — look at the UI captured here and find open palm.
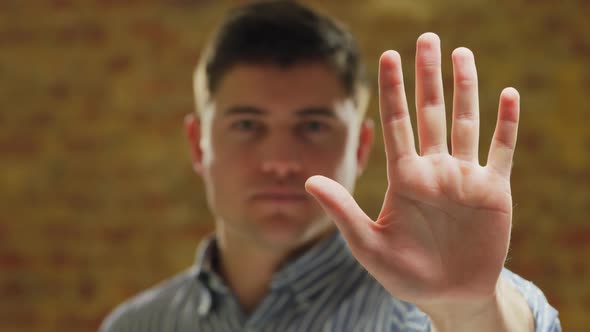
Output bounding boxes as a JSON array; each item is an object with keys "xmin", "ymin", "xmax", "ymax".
[{"xmin": 306, "ymin": 33, "xmax": 520, "ymax": 309}]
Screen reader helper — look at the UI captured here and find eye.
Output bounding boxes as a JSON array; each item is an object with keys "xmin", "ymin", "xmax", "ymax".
[
  {"xmin": 231, "ymin": 119, "xmax": 259, "ymax": 131},
  {"xmin": 300, "ymin": 120, "xmax": 329, "ymax": 133}
]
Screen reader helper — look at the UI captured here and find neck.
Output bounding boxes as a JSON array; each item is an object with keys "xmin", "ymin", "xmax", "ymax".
[{"xmin": 214, "ymin": 224, "xmax": 336, "ymax": 313}]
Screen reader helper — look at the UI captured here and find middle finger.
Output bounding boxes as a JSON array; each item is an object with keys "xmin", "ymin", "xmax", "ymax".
[{"xmin": 415, "ymin": 32, "xmax": 448, "ymax": 156}]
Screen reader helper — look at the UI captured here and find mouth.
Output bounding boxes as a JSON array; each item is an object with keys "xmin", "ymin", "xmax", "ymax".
[{"xmin": 250, "ymin": 191, "xmax": 309, "ymax": 202}]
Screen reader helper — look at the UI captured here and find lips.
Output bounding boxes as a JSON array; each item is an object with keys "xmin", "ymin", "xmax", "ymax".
[{"xmin": 250, "ymin": 190, "xmax": 309, "ymax": 202}]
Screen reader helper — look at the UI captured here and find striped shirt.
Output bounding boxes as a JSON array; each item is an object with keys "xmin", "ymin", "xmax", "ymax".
[{"xmin": 100, "ymin": 232, "xmax": 561, "ymax": 332}]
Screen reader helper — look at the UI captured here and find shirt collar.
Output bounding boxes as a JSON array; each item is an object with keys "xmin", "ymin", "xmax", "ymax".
[
  {"xmin": 270, "ymin": 231, "xmax": 356, "ymax": 290},
  {"xmin": 193, "ymin": 234, "xmax": 228, "ymax": 294},
  {"xmin": 192, "ymin": 231, "xmax": 359, "ymax": 313}
]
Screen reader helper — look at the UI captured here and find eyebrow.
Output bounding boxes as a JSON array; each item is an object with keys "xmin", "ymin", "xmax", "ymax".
[
  {"xmin": 223, "ymin": 106, "xmax": 336, "ymax": 118},
  {"xmin": 295, "ymin": 107, "xmax": 335, "ymax": 118},
  {"xmin": 223, "ymin": 106, "xmax": 264, "ymax": 116}
]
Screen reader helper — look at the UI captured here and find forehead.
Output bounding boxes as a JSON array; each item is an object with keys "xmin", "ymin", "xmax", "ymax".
[{"xmin": 211, "ymin": 62, "xmax": 350, "ymax": 113}]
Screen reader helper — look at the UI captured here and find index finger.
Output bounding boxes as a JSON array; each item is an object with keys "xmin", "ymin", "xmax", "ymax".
[{"xmin": 379, "ymin": 50, "xmax": 417, "ymax": 163}]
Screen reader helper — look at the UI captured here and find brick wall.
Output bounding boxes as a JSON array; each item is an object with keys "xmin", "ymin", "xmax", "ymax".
[{"xmin": 1, "ymin": 0, "xmax": 589, "ymax": 331}]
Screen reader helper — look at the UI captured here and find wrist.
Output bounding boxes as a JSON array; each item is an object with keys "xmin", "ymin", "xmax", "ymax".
[{"xmin": 422, "ymin": 277, "xmax": 534, "ymax": 332}]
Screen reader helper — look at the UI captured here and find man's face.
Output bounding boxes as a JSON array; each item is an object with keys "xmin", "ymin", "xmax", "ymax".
[{"xmin": 188, "ymin": 62, "xmax": 373, "ymax": 250}]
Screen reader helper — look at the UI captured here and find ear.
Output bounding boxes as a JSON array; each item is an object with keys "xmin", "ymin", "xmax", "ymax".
[
  {"xmin": 184, "ymin": 113, "xmax": 204, "ymax": 175},
  {"xmin": 356, "ymin": 118, "xmax": 375, "ymax": 176}
]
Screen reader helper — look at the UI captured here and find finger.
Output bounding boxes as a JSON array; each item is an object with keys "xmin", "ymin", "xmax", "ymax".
[
  {"xmin": 305, "ymin": 175, "xmax": 373, "ymax": 250},
  {"xmin": 415, "ymin": 32, "xmax": 448, "ymax": 155},
  {"xmin": 451, "ymin": 47, "xmax": 480, "ymax": 162},
  {"xmin": 379, "ymin": 50, "xmax": 417, "ymax": 163},
  {"xmin": 486, "ymin": 88, "xmax": 520, "ymax": 177}
]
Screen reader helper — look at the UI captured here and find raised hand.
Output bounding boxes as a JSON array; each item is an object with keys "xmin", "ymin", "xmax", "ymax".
[{"xmin": 305, "ymin": 33, "xmax": 520, "ymax": 311}]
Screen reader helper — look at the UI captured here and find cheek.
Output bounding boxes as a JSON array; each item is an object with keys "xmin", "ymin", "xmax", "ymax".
[
  {"xmin": 303, "ymin": 138, "xmax": 355, "ymax": 175},
  {"xmin": 322, "ymin": 135, "xmax": 360, "ymax": 189},
  {"xmin": 202, "ymin": 149, "xmax": 252, "ymax": 212},
  {"xmin": 207, "ymin": 142, "xmax": 259, "ymax": 184},
  {"xmin": 210, "ymin": 149, "xmax": 243, "ymax": 170}
]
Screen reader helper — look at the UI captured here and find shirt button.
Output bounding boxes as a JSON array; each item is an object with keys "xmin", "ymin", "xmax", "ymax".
[{"xmin": 197, "ymin": 291, "xmax": 211, "ymax": 316}]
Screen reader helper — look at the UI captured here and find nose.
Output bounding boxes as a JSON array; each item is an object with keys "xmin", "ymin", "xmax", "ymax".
[{"xmin": 260, "ymin": 137, "xmax": 303, "ymax": 179}]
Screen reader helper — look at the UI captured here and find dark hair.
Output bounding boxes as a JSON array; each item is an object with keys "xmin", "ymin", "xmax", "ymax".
[{"xmin": 194, "ymin": 0, "xmax": 369, "ymax": 113}]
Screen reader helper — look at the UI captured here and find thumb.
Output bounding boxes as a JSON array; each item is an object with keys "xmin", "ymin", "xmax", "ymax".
[{"xmin": 305, "ymin": 175, "xmax": 373, "ymax": 249}]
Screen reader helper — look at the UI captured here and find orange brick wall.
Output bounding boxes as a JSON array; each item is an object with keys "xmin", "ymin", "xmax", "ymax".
[{"xmin": 1, "ymin": 0, "xmax": 589, "ymax": 331}]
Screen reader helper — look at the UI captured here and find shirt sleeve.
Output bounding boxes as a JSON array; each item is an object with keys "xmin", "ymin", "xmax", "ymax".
[{"xmin": 501, "ymin": 268, "xmax": 562, "ymax": 332}]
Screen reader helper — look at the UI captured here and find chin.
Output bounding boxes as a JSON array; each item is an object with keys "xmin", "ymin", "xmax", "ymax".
[{"xmin": 252, "ymin": 212, "xmax": 334, "ymax": 249}]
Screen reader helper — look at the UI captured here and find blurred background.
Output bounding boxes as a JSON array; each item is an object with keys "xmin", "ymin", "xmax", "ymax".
[{"xmin": 1, "ymin": 0, "xmax": 589, "ymax": 331}]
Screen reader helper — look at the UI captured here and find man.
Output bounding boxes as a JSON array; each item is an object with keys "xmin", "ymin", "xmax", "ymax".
[{"xmin": 101, "ymin": 1, "xmax": 560, "ymax": 331}]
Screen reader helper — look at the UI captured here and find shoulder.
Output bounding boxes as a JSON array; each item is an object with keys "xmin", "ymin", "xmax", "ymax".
[
  {"xmin": 99, "ymin": 268, "xmax": 200, "ymax": 332},
  {"xmin": 501, "ymin": 268, "xmax": 562, "ymax": 332}
]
